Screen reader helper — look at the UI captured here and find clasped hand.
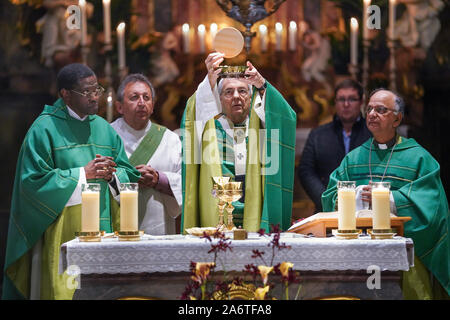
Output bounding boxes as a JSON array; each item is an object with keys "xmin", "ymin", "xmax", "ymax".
[
  {"xmin": 84, "ymin": 154, "xmax": 117, "ymax": 181},
  {"xmin": 136, "ymin": 164, "xmax": 159, "ymax": 188}
]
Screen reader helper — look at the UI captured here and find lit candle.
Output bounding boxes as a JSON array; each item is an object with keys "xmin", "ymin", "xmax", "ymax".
[
  {"xmin": 363, "ymin": 0, "xmax": 371, "ymax": 41},
  {"xmin": 275, "ymin": 22, "xmax": 283, "ymax": 51},
  {"xmin": 198, "ymin": 24, "xmax": 205, "ymax": 53},
  {"xmin": 210, "ymin": 23, "xmax": 218, "ymax": 43},
  {"xmin": 102, "ymin": 0, "xmax": 111, "ymax": 45},
  {"xmin": 116, "ymin": 22, "xmax": 126, "ymax": 70},
  {"xmin": 81, "ymin": 184, "xmax": 100, "ymax": 232},
  {"xmin": 350, "ymin": 17, "xmax": 358, "ymax": 66},
  {"xmin": 337, "ymin": 182, "xmax": 356, "ymax": 230},
  {"xmin": 106, "ymin": 93, "xmax": 113, "ymax": 123},
  {"xmin": 389, "ymin": 0, "xmax": 396, "ymax": 40},
  {"xmin": 259, "ymin": 24, "xmax": 268, "ymax": 52},
  {"xmin": 288, "ymin": 21, "xmax": 297, "ymax": 51},
  {"xmin": 120, "ymin": 189, "xmax": 138, "ymax": 231},
  {"xmin": 371, "ymin": 183, "xmax": 391, "ymax": 230},
  {"xmin": 182, "ymin": 23, "xmax": 190, "ymax": 53},
  {"xmin": 79, "ymin": 0, "xmax": 87, "ymax": 46}
]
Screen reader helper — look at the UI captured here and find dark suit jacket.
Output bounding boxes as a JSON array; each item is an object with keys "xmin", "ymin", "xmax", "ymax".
[{"xmin": 298, "ymin": 115, "xmax": 372, "ymax": 212}]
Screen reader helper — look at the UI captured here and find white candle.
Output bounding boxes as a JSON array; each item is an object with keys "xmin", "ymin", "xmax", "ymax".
[
  {"xmin": 372, "ymin": 186, "xmax": 391, "ymax": 230},
  {"xmin": 288, "ymin": 21, "xmax": 297, "ymax": 51},
  {"xmin": 182, "ymin": 23, "xmax": 190, "ymax": 54},
  {"xmin": 389, "ymin": 0, "xmax": 396, "ymax": 40},
  {"xmin": 106, "ymin": 93, "xmax": 113, "ymax": 123},
  {"xmin": 103, "ymin": 0, "xmax": 111, "ymax": 45},
  {"xmin": 81, "ymin": 191, "xmax": 100, "ymax": 232},
  {"xmin": 350, "ymin": 17, "xmax": 358, "ymax": 66},
  {"xmin": 198, "ymin": 24, "xmax": 206, "ymax": 53},
  {"xmin": 79, "ymin": 0, "xmax": 87, "ymax": 46},
  {"xmin": 120, "ymin": 190, "xmax": 138, "ymax": 231},
  {"xmin": 259, "ymin": 24, "xmax": 268, "ymax": 52},
  {"xmin": 275, "ymin": 22, "xmax": 283, "ymax": 51},
  {"xmin": 363, "ymin": 0, "xmax": 371, "ymax": 41},
  {"xmin": 338, "ymin": 188, "xmax": 356, "ymax": 230},
  {"xmin": 116, "ymin": 22, "xmax": 126, "ymax": 69},
  {"xmin": 210, "ymin": 23, "xmax": 218, "ymax": 44}
]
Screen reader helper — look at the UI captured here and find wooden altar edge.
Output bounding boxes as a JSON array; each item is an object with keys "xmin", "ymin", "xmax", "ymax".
[{"xmin": 288, "ymin": 215, "xmax": 412, "ymax": 237}]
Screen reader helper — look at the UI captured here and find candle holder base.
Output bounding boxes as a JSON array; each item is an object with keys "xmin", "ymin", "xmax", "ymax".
[
  {"xmin": 368, "ymin": 229, "xmax": 396, "ymax": 240},
  {"xmin": 118, "ymin": 230, "xmax": 142, "ymax": 241},
  {"xmin": 76, "ymin": 231, "xmax": 101, "ymax": 242},
  {"xmin": 332, "ymin": 229, "xmax": 361, "ymax": 240}
]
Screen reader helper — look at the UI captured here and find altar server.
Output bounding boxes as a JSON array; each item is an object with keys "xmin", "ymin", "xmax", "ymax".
[
  {"xmin": 322, "ymin": 89, "xmax": 449, "ymax": 299},
  {"xmin": 111, "ymin": 74, "xmax": 182, "ymax": 235},
  {"xmin": 181, "ymin": 52, "xmax": 296, "ymax": 233},
  {"xmin": 2, "ymin": 63, "xmax": 140, "ymax": 300}
]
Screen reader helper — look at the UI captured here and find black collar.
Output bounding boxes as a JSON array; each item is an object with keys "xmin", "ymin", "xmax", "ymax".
[{"xmin": 375, "ymin": 134, "xmax": 397, "ymax": 150}]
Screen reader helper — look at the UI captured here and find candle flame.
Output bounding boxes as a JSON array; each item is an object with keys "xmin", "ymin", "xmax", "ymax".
[
  {"xmin": 289, "ymin": 21, "xmax": 297, "ymax": 29},
  {"xmin": 198, "ymin": 24, "xmax": 205, "ymax": 33},
  {"xmin": 102, "ymin": 0, "xmax": 110, "ymax": 4},
  {"xmin": 79, "ymin": 0, "xmax": 85, "ymax": 6},
  {"xmin": 259, "ymin": 24, "xmax": 267, "ymax": 33},
  {"xmin": 275, "ymin": 22, "xmax": 283, "ymax": 31},
  {"xmin": 351, "ymin": 17, "xmax": 359, "ymax": 29},
  {"xmin": 182, "ymin": 23, "xmax": 189, "ymax": 33},
  {"xmin": 117, "ymin": 22, "xmax": 125, "ymax": 32},
  {"xmin": 210, "ymin": 23, "xmax": 217, "ymax": 32}
]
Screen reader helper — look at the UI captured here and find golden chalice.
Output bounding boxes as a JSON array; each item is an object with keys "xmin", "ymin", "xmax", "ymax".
[
  {"xmin": 212, "ymin": 177, "xmax": 230, "ymax": 230},
  {"xmin": 218, "ymin": 181, "xmax": 243, "ymax": 231}
]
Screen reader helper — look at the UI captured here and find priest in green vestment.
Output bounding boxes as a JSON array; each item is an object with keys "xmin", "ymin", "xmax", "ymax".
[
  {"xmin": 322, "ymin": 89, "xmax": 449, "ymax": 298},
  {"xmin": 181, "ymin": 52, "xmax": 296, "ymax": 233},
  {"xmin": 2, "ymin": 63, "xmax": 140, "ymax": 300}
]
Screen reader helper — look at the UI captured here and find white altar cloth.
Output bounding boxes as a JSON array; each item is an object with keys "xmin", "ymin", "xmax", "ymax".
[{"xmin": 60, "ymin": 233, "xmax": 413, "ymax": 275}]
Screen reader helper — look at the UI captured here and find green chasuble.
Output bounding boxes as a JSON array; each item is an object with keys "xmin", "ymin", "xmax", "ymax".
[
  {"xmin": 181, "ymin": 82, "xmax": 296, "ymax": 233},
  {"xmin": 322, "ymin": 137, "xmax": 450, "ymax": 297},
  {"xmin": 2, "ymin": 98, "xmax": 140, "ymax": 300}
]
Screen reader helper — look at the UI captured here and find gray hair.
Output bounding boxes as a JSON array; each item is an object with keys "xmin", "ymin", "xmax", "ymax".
[
  {"xmin": 217, "ymin": 78, "xmax": 252, "ymax": 95},
  {"xmin": 117, "ymin": 73, "xmax": 156, "ymax": 102},
  {"xmin": 369, "ymin": 88, "xmax": 405, "ymax": 114}
]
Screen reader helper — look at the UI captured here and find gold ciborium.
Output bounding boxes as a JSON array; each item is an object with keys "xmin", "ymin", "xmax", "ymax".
[
  {"xmin": 212, "ymin": 176, "xmax": 231, "ymax": 230},
  {"xmin": 218, "ymin": 181, "xmax": 243, "ymax": 231}
]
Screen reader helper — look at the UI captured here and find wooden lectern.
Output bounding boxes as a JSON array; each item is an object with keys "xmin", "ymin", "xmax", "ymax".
[{"xmin": 288, "ymin": 211, "xmax": 412, "ymax": 237}]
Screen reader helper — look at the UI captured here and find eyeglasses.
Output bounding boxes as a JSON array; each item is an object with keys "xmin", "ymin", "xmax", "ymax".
[
  {"xmin": 221, "ymin": 88, "xmax": 250, "ymax": 98},
  {"xmin": 366, "ymin": 105, "xmax": 398, "ymax": 115},
  {"xmin": 71, "ymin": 85, "xmax": 105, "ymax": 98},
  {"xmin": 335, "ymin": 97, "xmax": 360, "ymax": 104}
]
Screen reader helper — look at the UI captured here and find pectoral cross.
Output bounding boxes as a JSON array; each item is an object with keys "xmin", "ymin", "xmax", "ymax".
[{"xmin": 237, "ymin": 153, "xmax": 244, "ymax": 160}]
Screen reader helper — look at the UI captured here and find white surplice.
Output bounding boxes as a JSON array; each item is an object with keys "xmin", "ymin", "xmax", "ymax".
[{"xmin": 111, "ymin": 118, "xmax": 182, "ymax": 235}]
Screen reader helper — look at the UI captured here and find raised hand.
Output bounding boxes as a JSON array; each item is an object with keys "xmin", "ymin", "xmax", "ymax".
[{"xmin": 205, "ymin": 52, "xmax": 225, "ymax": 90}]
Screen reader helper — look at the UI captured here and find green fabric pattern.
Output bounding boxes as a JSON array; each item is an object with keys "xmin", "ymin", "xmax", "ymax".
[
  {"xmin": 322, "ymin": 137, "xmax": 450, "ymax": 296},
  {"xmin": 128, "ymin": 123, "xmax": 167, "ymax": 167},
  {"xmin": 2, "ymin": 98, "xmax": 140, "ymax": 300}
]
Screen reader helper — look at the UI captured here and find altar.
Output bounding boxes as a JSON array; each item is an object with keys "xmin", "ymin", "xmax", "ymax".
[{"xmin": 60, "ymin": 233, "xmax": 414, "ymax": 300}]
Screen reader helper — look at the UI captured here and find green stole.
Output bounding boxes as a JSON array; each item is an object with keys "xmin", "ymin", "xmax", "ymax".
[
  {"xmin": 128, "ymin": 123, "xmax": 167, "ymax": 166},
  {"xmin": 2, "ymin": 98, "xmax": 140, "ymax": 300},
  {"xmin": 181, "ymin": 82, "xmax": 296, "ymax": 233}
]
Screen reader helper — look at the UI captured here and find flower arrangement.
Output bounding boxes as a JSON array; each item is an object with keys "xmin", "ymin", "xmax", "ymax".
[{"xmin": 180, "ymin": 224, "xmax": 302, "ymax": 300}]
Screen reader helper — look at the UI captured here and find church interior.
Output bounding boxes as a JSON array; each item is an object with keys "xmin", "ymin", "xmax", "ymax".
[{"xmin": 0, "ymin": 0, "xmax": 449, "ymax": 299}]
